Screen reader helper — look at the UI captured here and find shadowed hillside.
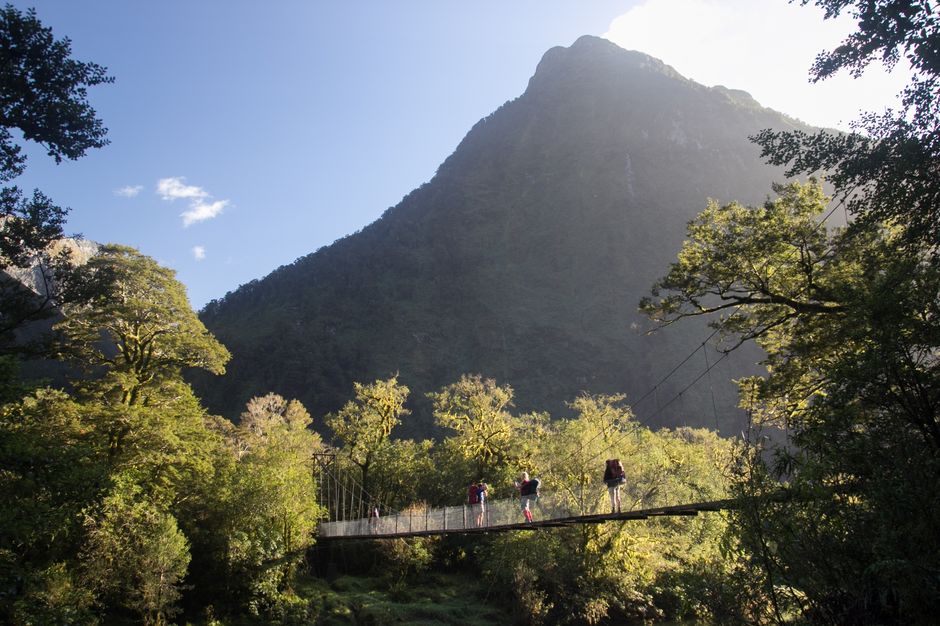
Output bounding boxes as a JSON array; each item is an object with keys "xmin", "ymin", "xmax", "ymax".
[{"xmin": 194, "ymin": 36, "xmax": 811, "ymax": 437}]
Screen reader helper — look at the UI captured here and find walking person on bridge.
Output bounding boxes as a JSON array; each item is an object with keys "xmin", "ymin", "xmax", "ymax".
[
  {"xmin": 475, "ymin": 480, "xmax": 489, "ymax": 527},
  {"xmin": 467, "ymin": 481, "xmax": 481, "ymax": 527},
  {"xmin": 514, "ymin": 472, "xmax": 540, "ymax": 523},
  {"xmin": 369, "ymin": 505, "xmax": 380, "ymax": 534},
  {"xmin": 604, "ymin": 459, "xmax": 626, "ymax": 514}
]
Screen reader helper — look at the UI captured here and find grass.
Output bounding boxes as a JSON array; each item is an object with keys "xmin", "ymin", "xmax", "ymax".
[
  {"xmin": 186, "ymin": 571, "xmax": 512, "ymax": 625},
  {"xmin": 301, "ymin": 571, "xmax": 511, "ymax": 625}
]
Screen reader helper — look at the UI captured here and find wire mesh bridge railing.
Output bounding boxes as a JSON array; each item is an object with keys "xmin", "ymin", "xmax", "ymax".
[{"xmin": 318, "ymin": 490, "xmax": 732, "ymax": 540}]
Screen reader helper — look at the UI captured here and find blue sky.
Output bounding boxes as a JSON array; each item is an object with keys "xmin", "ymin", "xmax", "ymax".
[{"xmin": 10, "ymin": 1, "xmax": 908, "ymax": 308}]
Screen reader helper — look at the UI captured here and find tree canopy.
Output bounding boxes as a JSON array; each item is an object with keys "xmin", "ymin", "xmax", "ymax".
[
  {"xmin": 326, "ymin": 376, "xmax": 410, "ymax": 497},
  {"xmin": 0, "ymin": 4, "xmax": 112, "ymax": 343},
  {"xmin": 56, "ymin": 245, "xmax": 230, "ymax": 406},
  {"xmin": 754, "ymin": 0, "xmax": 940, "ymax": 245},
  {"xmin": 643, "ymin": 175, "xmax": 940, "ymax": 620},
  {"xmin": 0, "ymin": 4, "xmax": 112, "ymax": 181}
]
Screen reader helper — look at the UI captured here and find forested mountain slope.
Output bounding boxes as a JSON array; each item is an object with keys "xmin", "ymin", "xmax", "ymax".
[{"xmin": 194, "ymin": 35, "xmax": 812, "ymax": 437}]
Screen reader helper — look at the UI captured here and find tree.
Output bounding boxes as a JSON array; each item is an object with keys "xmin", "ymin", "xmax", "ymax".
[
  {"xmin": 56, "ymin": 245, "xmax": 230, "ymax": 409},
  {"xmin": 0, "ymin": 388, "xmax": 107, "ymax": 622},
  {"xmin": 652, "ymin": 3, "xmax": 940, "ymax": 620},
  {"xmin": 0, "ymin": 4, "xmax": 112, "ymax": 340},
  {"xmin": 541, "ymin": 394, "xmax": 635, "ymax": 515},
  {"xmin": 753, "ymin": 0, "xmax": 940, "ymax": 246},
  {"xmin": 428, "ymin": 374, "xmax": 521, "ymax": 481},
  {"xmin": 640, "ymin": 180, "xmax": 847, "ymax": 346},
  {"xmin": 643, "ymin": 180, "xmax": 940, "ymax": 622},
  {"xmin": 0, "ymin": 4, "xmax": 111, "ymax": 179},
  {"xmin": 220, "ymin": 394, "xmax": 322, "ymax": 614},
  {"xmin": 480, "ymin": 399, "xmax": 733, "ymax": 625},
  {"xmin": 81, "ymin": 483, "xmax": 191, "ymax": 626},
  {"xmin": 368, "ymin": 437, "xmax": 435, "ymax": 512},
  {"xmin": 326, "ymin": 376, "xmax": 409, "ymax": 498}
]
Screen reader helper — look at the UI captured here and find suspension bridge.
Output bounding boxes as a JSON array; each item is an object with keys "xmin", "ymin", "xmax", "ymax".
[
  {"xmin": 313, "ymin": 452, "xmax": 734, "ymax": 541},
  {"xmin": 307, "ymin": 189, "xmax": 847, "ymax": 542}
]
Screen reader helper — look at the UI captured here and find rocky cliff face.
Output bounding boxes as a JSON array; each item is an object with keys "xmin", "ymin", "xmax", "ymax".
[
  {"xmin": 194, "ymin": 36, "xmax": 810, "ymax": 437},
  {"xmin": 3, "ymin": 237, "xmax": 98, "ymax": 298}
]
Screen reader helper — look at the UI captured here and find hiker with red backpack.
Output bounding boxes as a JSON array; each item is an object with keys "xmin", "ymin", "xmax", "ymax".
[
  {"xmin": 514, "ymin": 471, "xmax": 540, "ymax": 523},
  {"xmin": 604, "ymin": 459, "xmax": 626, "ymax": 513},
  {"xmin": 467, "ymin": 482, "xmax": 480, "ymax": 527}
]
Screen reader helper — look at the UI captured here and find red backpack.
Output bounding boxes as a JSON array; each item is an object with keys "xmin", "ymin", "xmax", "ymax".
[
  {"xmin": 606, "ymin": 459, "xmax": 626, "ymax": 480},
  {"xmin": 467, "ymin": 483, "xmax": 479, "ymax": 504}
]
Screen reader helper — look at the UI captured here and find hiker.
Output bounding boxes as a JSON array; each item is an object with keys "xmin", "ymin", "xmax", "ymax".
[
  {"xmin": 370, "ymin": 505, "xmax": 380, "ymax": 533},
  {"xmin": 604, "ymin": 459, "xmax": 626, "ymax": 513},
  {"xmin": 467, "ymin": 482, "xmax": 480, "ymax": 527},
  {"xmin": 514, "ymin": 471, "xmax": 540, "ymax": 523},
  {"xmin": 476, "ymin": 480, "xmax": 489, "ymax": 527}
]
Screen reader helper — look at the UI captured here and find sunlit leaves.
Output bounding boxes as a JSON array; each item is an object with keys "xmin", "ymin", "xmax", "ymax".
[{"xmin": 56, "ymin": 245, "xmax": 230, "ymax": 407}]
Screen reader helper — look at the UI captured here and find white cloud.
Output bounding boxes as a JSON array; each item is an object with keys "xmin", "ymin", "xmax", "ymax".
[
  {"xmin": 157, "ymin": 177, "xmax": 210, "ymax": 201},
  {"xmin": 114, "ymin": 184, "xmax": 143, "ymax": 198},
  {"xmin": 156, "ymin": 176, "xmax": 230, "ymax": 227},
  {"xmin": 602, "ymin": 0, "xmax": 912, "ymax": 130},
  {"xmin": 192, "ymin": 245, "xmax": 206, "ymax": 260},
  {"xmin": 181, "ymin": 199, "xmax": 229, "ymax": 227}
]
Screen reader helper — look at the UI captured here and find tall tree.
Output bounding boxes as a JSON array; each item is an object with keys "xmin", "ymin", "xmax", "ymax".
[
  {"xmin": 56, "ymin": 245, "xmax": 230, "ymax": 409},
  {"xmin": 643, "ymin": 179, "xmax": 940, "ymax": 623},
  {"xmin": 0, "ymin": 4, "xmax": 111, "ymax": 179},
  {"xmin": 220, "ymin": 393, "xmax": 322, "ymax": 613},
  {"xmin": 753, "ymin": 0, "xmax": 940, "ymax": 246},
  {"xmin": 0, "ymin": 4, "xmax": 112, "ymax": 341},
  {"xmin": 326, "ymin": 376, "xmax": 409, "ymax": 500},
  {"xmin": 428, "ymin": 374, "xmax": 522, "ymax": 482}
]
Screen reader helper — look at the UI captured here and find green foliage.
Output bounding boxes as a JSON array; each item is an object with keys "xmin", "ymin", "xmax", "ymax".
[
  {"xmin": 10, "ymin": 561, "xmax": 98, "ymax": 626},
  {"xmin": 81, "ymin": 482, "xmax": 191, "ymax": 626},
  {"xmin": 326, "ymin": 376, "xmax": 409, "ymax": 495},
  {"xmin": 0, "ymin": 4, "xmax": 111, "ymax": 340},
  {"xmin": 0, "ymin": 388, "xmax": 106, "ymax": 620},
  {"xmin": 641, "ymin": 179, "xmax": 845, "ymax": 343},
  {"xmin": 374, "ymin": 538, "xmax": 435, "ymax": 583},
  {"xmin": 218, "ymin": 393, "xmax": 323, "ymax": 615},
  {"xmin": 57, "ymin": 245, "xmax": 230, "ymax": 407},
  {"xmin": 754, "ymin": 1, "xmax": 940, "ymax": 246},
  {"xmin": 0, "ymin": 4, "xmax": 112, "ymax": 180},
  {"xmin": 319, "ymin": 374, "xmax": 739, "ymax": 624},
  {"xmin": 644, "ymin": 177, "xmax": 940, "ymax": 622},
  {"xmin": 296, "ymin": 572, "xmax": 509, "ymax": 626},
  {"xmin": 465, "ymin": 393, "xmax": 734, "ymax": 625},
  {"xmin": 369, "ymin": 438, "xmax": 436, "ymax": 510},
  {"xmin": 1, "ymin": 242, "xmax": 313, "ymax": 624},
  {"xmin": 429, "ymin": 374, "xmax": 526, "ymax": 483},
  {"xmin": 539, "ymin": 394, "xmax": 635, "ymax": 515}
]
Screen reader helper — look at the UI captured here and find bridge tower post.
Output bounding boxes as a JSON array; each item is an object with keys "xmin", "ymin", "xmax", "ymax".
[{"xmin": 312, "ymin": 451, "xmax": 337, "ymax": 521}]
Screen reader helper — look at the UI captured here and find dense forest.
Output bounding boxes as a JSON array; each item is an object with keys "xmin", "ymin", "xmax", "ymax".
[{"xmin": 2, "ymin": 1, "xmax": 939, "ymax": 625}]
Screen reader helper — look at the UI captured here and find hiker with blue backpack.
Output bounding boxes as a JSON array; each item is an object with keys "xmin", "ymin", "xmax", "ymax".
[
  {"xmin": 604, "ymin": 459, "xmax": 626, "ymax": 513},
  {"xmin": 475, "ymin": 481, "xmax": 488, "ymax": 527},
  {"xmin": 514, "ymin": 471, "xmax": 540, "ymax": 523}
]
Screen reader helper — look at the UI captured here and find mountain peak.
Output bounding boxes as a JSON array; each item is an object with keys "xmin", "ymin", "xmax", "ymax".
[
  {"xmin": 196, "ymin": 35, "xmax": 809, "ymax": 437},
  {"xmin": 528, "ymin": 35, "xmax": 690, "ymax": 96}
]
